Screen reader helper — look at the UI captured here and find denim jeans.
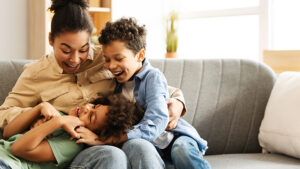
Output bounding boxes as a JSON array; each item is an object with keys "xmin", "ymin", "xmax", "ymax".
[
  {"xmin": 0, "ymin": 159, "xmax": 11, "ymax": 169},
  {"xmin": 160, "ymin": 135, "xmax": 212, "ymax": 169},
  {"xmin": 69, "ymin": 139, "xmax": 164, "ymax": 169}
]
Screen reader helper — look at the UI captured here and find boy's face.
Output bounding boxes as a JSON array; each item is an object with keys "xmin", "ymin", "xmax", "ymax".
[
  {"xmin": 102, "ymin": 40, "xmax": 144, "ymax": 83},
  {"xmin": 69, "ymin": 103, "xmax": 109, "ymax": 131}
]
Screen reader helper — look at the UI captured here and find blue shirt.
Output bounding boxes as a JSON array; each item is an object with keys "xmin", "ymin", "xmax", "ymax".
[{"xmin": 125, "ymin": 58, "xmax": 208, "ymax": 152}]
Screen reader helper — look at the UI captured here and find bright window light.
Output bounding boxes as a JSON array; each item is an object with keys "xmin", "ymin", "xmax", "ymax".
[
  {"xmin": 178, "ymin": 0, "xmax": 259, "ymax": 11},
  {"xmin": 271, "ymin": 0, "xmax": 300, "ymax": 50},
  {"xmin": 177, "ymin": 15, "xmax": 259, "ymax": 60}
]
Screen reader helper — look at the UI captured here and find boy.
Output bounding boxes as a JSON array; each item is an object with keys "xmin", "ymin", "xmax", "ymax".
[
  {"xmin": 99, "ymin": 17, "xmax": 211, "ymax": 169},
  {"xmin": 1, "ymin": 94, "xmax": 142, "ymax": 169}
]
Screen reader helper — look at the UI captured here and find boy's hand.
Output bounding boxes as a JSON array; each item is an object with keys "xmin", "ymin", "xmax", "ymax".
[
  {"xmin": 74, "ymin": 127, "xmax": 102, "ymax": 146},
  {"xmin": 40, "ymin": 102, "xmax": 61, "ymax": 120},
  {"xmin": 166, "ymin": 98, "xmax": 184, "ymax": 130}
]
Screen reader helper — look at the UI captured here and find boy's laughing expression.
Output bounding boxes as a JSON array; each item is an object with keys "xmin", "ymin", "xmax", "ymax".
[{"xmin": 102, "ymin": 40, "xmax": 144, "ymax": 83}]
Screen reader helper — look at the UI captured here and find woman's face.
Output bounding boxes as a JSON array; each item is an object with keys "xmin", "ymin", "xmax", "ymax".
[
  {"xmin": 49, "ymin": 31, "xmax": 90, "ymax": 74},
  {"xmin": 69, "ymin": 103, "xmax": 109, "ymax": 132}
]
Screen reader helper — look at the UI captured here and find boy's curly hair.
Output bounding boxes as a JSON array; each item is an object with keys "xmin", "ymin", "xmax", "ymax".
[
  {"xmin": 98, "ymin": 17, "xmax": 147, "ymax": 54},
  {"xmin": 92, "ymin": 93, "xmax": 144, "ymax": 141}
]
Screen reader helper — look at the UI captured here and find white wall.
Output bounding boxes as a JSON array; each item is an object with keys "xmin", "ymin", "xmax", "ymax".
[{"xmin": 0, "ymin": 0, "xmax": 28, "ymax": 59}]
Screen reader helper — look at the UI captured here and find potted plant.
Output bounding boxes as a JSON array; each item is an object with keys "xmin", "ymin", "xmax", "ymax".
[{"xmin": 165, "ymin": 11, "xmax": 178, "ymax": 58}]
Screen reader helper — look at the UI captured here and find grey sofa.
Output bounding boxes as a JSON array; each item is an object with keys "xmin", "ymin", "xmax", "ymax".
[{"xmin": 1, "ymin": 58, "xmax": 300, "ymax": 169}]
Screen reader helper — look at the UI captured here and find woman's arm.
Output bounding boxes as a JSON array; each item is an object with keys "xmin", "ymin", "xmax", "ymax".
[
  {"xmin": 3, "ymin": 102, "xmax": 61, "ymax": 139},
  {"xmin": 10, "ymin": 115, "xmax": 84, "ymax": 162},
  {"xmin": 3, "ymin": 104, "xmax": 42, "ymax": 139},
  {"xmin": 166, "ymin": 86, "xmax": 186, "ymax": 130},
  {"xmin": 0, "ymin": 62, "xmax": 41, "ymax": 129}
]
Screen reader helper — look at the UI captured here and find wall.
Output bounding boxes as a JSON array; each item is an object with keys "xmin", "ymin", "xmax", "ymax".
[{"xmin": 0, "ymin": 0, "xmax": 28, "ymax": 59}]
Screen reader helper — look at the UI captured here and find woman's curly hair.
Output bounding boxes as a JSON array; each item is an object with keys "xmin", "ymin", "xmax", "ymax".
[
  {"xmin": 98, "ymin": 17, "xmax": 147, "ymax": 54},
  {"xmin": 92, "ymin": 93, "xmax": 144, "ymax": 141}
]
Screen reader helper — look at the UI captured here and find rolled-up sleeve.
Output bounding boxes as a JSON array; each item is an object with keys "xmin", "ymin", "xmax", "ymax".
[
  {"xmin": 168, "ymin": 86, "xmax": 187, "ymax": 116},
  {"xmin": 127, "ymin": 71, "xmax": 169, "ymax": 141}
]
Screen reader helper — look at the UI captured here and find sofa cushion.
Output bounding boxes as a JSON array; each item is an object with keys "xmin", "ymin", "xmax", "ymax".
[
  {"xmin": 259, "ymin": 72, "xmax": 300, "ymax": 159},
  {"xmin": 205, "ymin": 153, "xmax": 300, "ymax": 169}
]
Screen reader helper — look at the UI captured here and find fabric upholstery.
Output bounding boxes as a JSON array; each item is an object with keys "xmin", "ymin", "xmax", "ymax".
[
  {"xmin": 205, "ymin": 153, "xmax": 300, "ymax": 169},
  {"xmin": 3, "ymin": 58, "xmax": 295, "ymax": 169},
  {"xmin": 0, "ymin": 59, "xmax": 34, "ymax": 105},
  {"xmin": 150, "ymin": 59, "xmax": 276, "ymax": 155}
]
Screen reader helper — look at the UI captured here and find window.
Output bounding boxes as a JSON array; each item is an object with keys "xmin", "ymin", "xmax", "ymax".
[
  {"xmin": 112, "ymin": 0, "xmax": 299, "ymax": 60},
  {"xmin": 270, "ymin": 0, "xmax": 300, "ymax": 50}
]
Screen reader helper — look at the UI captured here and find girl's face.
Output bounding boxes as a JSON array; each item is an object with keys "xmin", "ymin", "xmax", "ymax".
[
  {"xmin": 69, "ymin": 103, "xmax": 109, "ymax": 131},
  {"xmin": 102, "ymin": 40, "xmax": 144, "ymax": 83},
  {"xmin": 49, "ymin": 31, "xmax": 90, "ymax": 74}
]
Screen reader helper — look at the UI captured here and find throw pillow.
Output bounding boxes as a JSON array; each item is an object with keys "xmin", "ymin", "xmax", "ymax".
[{"xmin": 259, "ymin": 72, "xmax": 300, "ymax": 159}]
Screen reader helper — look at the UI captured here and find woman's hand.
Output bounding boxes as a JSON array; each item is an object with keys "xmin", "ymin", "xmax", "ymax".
[
  {"xmin": 60, "ymin": 116, "xmax": 84, "ymax": 139},
  {"xmin": 39, "ymin": 102, "xmax": 61, "ymax": 120},
  {"xmin": 166, "ymin": 98, "xmax": 184, "ymax": 130},
  {"xmin": 74, "ymin": 126, "xmax": 102, "ymax": 146}
]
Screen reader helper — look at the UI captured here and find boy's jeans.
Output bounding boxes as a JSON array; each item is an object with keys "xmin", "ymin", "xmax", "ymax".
[
  {"xmin": 69, "ymin": 139, "xmax": 164, "ymax": 169},
  {"xmin": 160, "ymin": 135, "xmax": 212, "ymax": 169}
]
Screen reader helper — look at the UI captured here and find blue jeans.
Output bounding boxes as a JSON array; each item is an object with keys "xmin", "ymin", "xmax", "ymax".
[
  {"xmin": 160, "ymin": 135, "xmax": 211, "ymax": 169},
  {"xmin": 69, "ymin": 139, "xmax": 164, "ymax": 169},
  {"xmin": 0, "ymin": 159, "xmax": 11, "ymax": 169}
]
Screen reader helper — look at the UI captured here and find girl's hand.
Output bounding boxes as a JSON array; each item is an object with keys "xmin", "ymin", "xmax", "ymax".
[
  {"xmin": 39, "ymin": 102, "xmax": 61, "ymax": 120},
  {"xmin": 59, "ymin": 116, "xmax": 84, "ymax": 139},
  {"xmin": 74, "ymin": 127, "xmax": 103, "ymax": 146}
]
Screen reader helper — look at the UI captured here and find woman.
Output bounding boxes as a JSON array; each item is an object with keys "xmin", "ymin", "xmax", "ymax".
[{"xmin": 0, "ymin": 0, "xmax": 186, "ymax": 169}]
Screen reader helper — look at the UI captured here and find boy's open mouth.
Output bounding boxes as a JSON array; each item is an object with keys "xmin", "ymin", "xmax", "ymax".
[
  {"xmin": 75, "ymin": 107, "xmax": 80, "ymax": 117},
  {"xmin": 113, "ymin": 71, "xmax": 124, "ymax": 77}
]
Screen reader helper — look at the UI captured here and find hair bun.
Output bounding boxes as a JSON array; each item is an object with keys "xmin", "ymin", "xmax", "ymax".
[{"xmin": 49, "ymin": 0, "xmax": 89, "ymax": 12}]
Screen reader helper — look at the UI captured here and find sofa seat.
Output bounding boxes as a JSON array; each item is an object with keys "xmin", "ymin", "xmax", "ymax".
[{"xmin": 206, "ymin": 153, "xmax": 300, "ymax": 169}]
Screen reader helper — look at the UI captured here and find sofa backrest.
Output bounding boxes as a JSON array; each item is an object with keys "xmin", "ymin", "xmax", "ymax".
[
  {"xmin": 150, "ymin": 59, "xmax": 276, "ymax": 155},
  {"xmin": 0, "ymin": 59, "xmax": 34, "ymax": 105},
  {"xmin": 0, "ymin": 58, "xmax": 276, "ymax": 155}
]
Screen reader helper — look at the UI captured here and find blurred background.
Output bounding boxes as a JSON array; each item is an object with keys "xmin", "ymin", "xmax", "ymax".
[{"xmin": 1, "ymin": 0, "xmax": 300, "ymax": 70}]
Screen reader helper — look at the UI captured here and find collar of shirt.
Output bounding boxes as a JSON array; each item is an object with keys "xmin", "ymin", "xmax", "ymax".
[{"xmin": 135, "ymin": 58, "xmax": 151, "ymax": 81}]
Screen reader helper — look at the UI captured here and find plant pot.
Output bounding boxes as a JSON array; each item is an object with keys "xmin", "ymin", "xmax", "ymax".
[{"xmin": 165, "ymin": 52, "xmax": 178, "ymax": 58}]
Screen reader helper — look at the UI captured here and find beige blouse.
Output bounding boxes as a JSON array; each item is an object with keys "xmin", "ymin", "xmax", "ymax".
[{"xmin": 0, "ymin": 46, "xmax": 185, "ymax": 128}]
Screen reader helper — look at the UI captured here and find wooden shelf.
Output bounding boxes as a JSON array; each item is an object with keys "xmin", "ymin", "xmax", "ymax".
[
  {"xmin": 263, "ymin": 50, "xmax": 300, "ymax": 74},
  {"xmin": 88, "ymin": 0, "xmax": 112, "ymax": 37}
]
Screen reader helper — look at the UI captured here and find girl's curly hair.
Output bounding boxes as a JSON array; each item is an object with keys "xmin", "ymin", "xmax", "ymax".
[
  {"xmin": 92, "ymin": 93, "xmax": 144, "ymax": 141},
  {"xmin": 98, "ymin": 17, "xmax": 147, "ymax": 54}
]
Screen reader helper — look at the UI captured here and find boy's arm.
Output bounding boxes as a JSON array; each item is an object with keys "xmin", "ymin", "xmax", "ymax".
[
  {"xmin": 10, "ymin": 115, "xmax": 83, "ymax": 162},
  {"xmin": 127, "ymin": 71, "xmax": 169, "ymax": 141}
]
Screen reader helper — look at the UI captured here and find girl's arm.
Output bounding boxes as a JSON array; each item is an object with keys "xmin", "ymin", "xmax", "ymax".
[
  {"xmin": 10, "ymin": 115, "xmax": 83, "ymax": 162},
  {"xmin": 3, "ymin": 102, "xmax": 60, "ymax": 139}
]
